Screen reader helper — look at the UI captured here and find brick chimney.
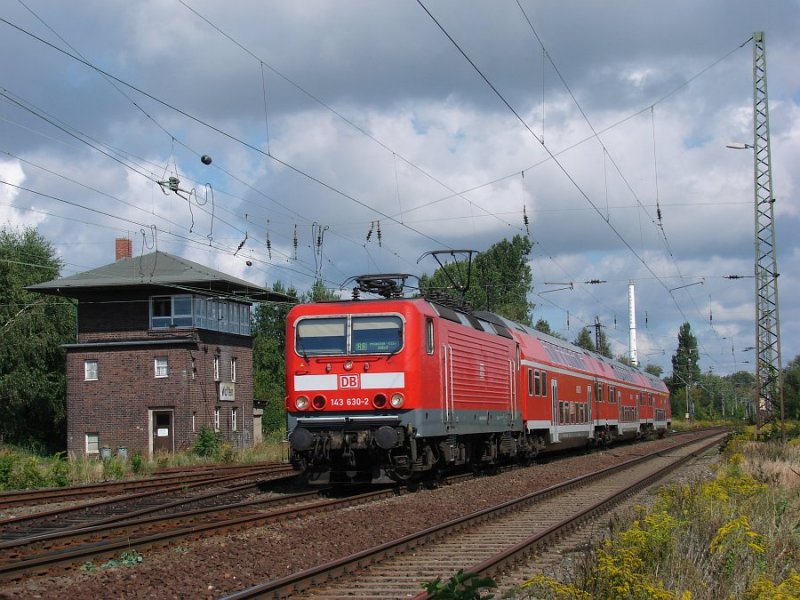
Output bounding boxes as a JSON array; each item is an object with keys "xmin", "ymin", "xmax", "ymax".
[{"xmin": 115, "ymin": 238, "xmax": 132, "ymax": 261}]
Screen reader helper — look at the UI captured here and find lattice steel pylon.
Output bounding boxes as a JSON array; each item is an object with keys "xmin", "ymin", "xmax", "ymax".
[{"xmin": 751, "ymin": 31, "xmax": 784, "ymax": 438}]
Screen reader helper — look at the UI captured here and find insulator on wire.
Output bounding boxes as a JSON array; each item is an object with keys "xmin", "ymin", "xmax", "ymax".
[
  {"xmin": 293, "ymin": 224, "xmax": 298, "ymax": 260},
  {"xmin": 352, "ymin": 287, "xmax": 360, "ymax": 300},
  {"xmin": 266, "ymin": 220, "xmax": 272, "ymax": 259},
  {"xmin": 376, "ymin": 220, "xmax": 382, "ymax": 247},
  {"xmin": 366, "ymin": 221, "xmax": 374, "ymax": 242},
  {"xmin": 523, "ymin": 205, "xmax": 530, "ymax": 235}
]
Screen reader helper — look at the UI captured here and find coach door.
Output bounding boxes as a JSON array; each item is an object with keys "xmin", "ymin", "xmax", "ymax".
[
  {"xmin": 550, "ymin": 378, "xmax": 559, "ymax": 443},
  {"xmin": 152, "ymin": 410, "xmax": 174, "ymax": 454}
]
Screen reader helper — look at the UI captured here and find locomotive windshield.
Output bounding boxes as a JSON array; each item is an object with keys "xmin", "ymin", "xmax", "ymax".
[{"xmin": 296, "ymin": 315, "xmax": 403, "ymax": 356}]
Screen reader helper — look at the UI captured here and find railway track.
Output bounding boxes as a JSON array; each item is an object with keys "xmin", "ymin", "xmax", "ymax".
[
  {"xmin": 0, "ymin": 462, "xmax": 288, "ymax": 510},
  {"xmin": 0, "ymin": 476, "xmax": 408, "ymax": 581},
  {"xmin": 0, "ymin": 464, "xmax": 296, "ymax": 546},
  {"xmin": 220, "ymin": 430, "xmax": 726, "ymax": 599}
]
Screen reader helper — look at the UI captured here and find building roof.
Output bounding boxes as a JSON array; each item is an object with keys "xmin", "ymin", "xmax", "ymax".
[{"xmin": 28, "ymin": 251, "xmax": 290, "ymax": 303}]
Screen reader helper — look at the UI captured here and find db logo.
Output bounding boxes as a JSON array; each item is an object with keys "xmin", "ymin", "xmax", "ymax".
[{"xmin": 339, "ymin": 374, "xmax": 360, "ymax": 389}]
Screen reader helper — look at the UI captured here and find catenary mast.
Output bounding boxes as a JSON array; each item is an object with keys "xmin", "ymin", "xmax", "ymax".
[{"xmin": 751, "ymin": 31, "xmax": 783, "ymax": 439}]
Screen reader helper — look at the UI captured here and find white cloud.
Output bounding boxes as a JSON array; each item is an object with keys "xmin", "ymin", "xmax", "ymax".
[{"xmin": 0, "ymin": 0, "xmax": 798, "ymax": 374}]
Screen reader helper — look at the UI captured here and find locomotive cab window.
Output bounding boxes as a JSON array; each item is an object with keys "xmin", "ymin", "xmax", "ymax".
[
  {"xmin": 296, "ymin": 318, "xmax": 347, "ymax": 355},
  {"xmin": 352, "ymin": 316, "xmax": 403, "ymax": 354},
  {"xmin": 296, "ymin": 315, "xmax": 403, "ymax": 356}
]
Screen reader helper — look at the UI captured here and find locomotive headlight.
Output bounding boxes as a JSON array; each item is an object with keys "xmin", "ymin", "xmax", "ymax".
[
  {"xmin": 295, "ymin": 395, "xmax": 309, "ymax": 410},
  {"xmin": 390, "ymin": 393, "xmax": 404, "ymax": 408}
]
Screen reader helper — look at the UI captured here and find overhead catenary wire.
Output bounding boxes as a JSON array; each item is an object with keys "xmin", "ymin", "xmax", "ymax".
[
  {"xmin": 417, "ymin": 1, "xmax": 747, "ymax": 367},
  {"xmin": 1, "ymin": 8, "xmax": 757, "ymax": 369},
  {"xmin": 2, "ymin": 7, "xmax": 418, "ymax": 288}
]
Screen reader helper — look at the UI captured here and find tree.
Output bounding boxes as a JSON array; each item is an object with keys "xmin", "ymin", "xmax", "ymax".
[
  {"xmin": 0, "ymin": 227, "xmax": 75, "ymax": 452},
  {"xmin": 420, "ymin": 235, "xmax": 533, "ymax": 325},
  {"xmin": 596, "ymin": 327, "xmax": 613, "ymax": 359},
  {"xmin": 644, "ymin": 363, "xmax": 663, "ymax": 378},
  {"xmin": 671, "ymin": 322, "xmax": 701, "ymax": 384},
  {"xmin": 252, "ymin": 282, "xmax": 298, "ymax": 434},
  {"xmin": 782, "ymin": 355, "xmax": 800, "ymax": 420},
  {"xmin": 251, "ymin": 279, "xmax": 337, "ymax": 435},
  {"xmin": 533, "ymin": 318, "xmax": 565, "ymax": 340},
  {"xmin": 668, "ymin": 322, "xmax": 701, "ymax": 418},
  {"xmin": 304, "ymin": 279, "xmax": 339, "ymax": 303},
  {"xmin": 616, "ymin": 354, "xmax": 634, "ymax": 366},
  {"xmin": 573, "ymin": 327, "xmax": 595, "ymax": 352}
]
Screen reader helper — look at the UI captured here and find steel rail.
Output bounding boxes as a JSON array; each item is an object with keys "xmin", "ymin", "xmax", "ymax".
[{"xmin": 220, "ymin": 430, "xmax": 726, "ymax": 599}]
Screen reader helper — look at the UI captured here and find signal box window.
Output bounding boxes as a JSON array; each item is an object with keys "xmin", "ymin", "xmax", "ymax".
[
  {"xmin": 86, "ymin": 432, "xmax": 99, "ymax": 455},
  {"xmin": 84, "ymin": 359, "xmax": 98, "ymax": 381},
  {"xmin": 352, "ymin": 316, "xmax": 402, "ymax": 355},
  {"xmin": 151, "ymin": 295, "xmax": 193, "ymax": 329},
  {"xmin": 155, "ymin": 357, "xmax": 169, "ymax": 378}
]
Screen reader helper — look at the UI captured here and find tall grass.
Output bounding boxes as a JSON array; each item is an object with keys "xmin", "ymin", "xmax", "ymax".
[
  {"xmin": 0, "ymin": 430, "xmax": 289, "ymax": 491},
  {"xmin": 516, "ymin": 427, "xmax": 800, "ymax": 599}
]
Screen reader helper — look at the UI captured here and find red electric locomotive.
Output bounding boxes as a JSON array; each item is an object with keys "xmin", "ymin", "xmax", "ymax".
[{"xmin": 285, "ymin": 275, "xmax": 670, "ymax": 484}]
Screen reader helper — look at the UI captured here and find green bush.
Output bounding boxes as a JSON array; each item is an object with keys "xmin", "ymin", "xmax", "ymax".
[
  {"xmin": 193, "ymin": 425, "xmax": 219, "ymax": 457},
  {"xmin": 130, "ymin": 452, "xmax": 144, "ymax": 474},
  {"xmin": 518, "ymin": 432, "xmax": 800, "ymax": 600},
  {"xmin": 49, "ymin": 452, "xmax": 70, "ymax": 487},
  {"xmin": 422, "ymin": 569, "xmax": 496, "ymax": 599},
  {"xmin": 0, "ymin": 451, "xmax": 17, "ymax": 489},
  {"xmin": 101, "ymin": 457, "xmax": 125, "ymax": 480},
  {"xmin": 8, "ymin": 457, "xmax": 47, "ymax": 489}
]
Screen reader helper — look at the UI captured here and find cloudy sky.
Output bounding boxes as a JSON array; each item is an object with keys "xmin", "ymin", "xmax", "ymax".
[{"xmin": 1, "ymin": 0, "xmax": 798, "ymax": 377}]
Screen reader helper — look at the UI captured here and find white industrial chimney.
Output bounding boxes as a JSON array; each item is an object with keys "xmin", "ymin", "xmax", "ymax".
[{"xmin": 628, "ymin": 281, "xmax": 639, "ymax": 367}]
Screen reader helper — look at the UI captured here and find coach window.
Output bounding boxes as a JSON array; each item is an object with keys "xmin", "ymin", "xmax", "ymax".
[
  {"xmin": 541, "ymin": 371, "xmax": 548, "ymax": 397},
  {"xmin": 527, "ymin": 369, "xmax": 534, "ymax": 396},
  {"xmin": 533, "ymin": 370, "xmax": 541, "ymax": 396},
  {"xmin": 425, "ymin": 318, "xmax": 434, "ymax": 355}
]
